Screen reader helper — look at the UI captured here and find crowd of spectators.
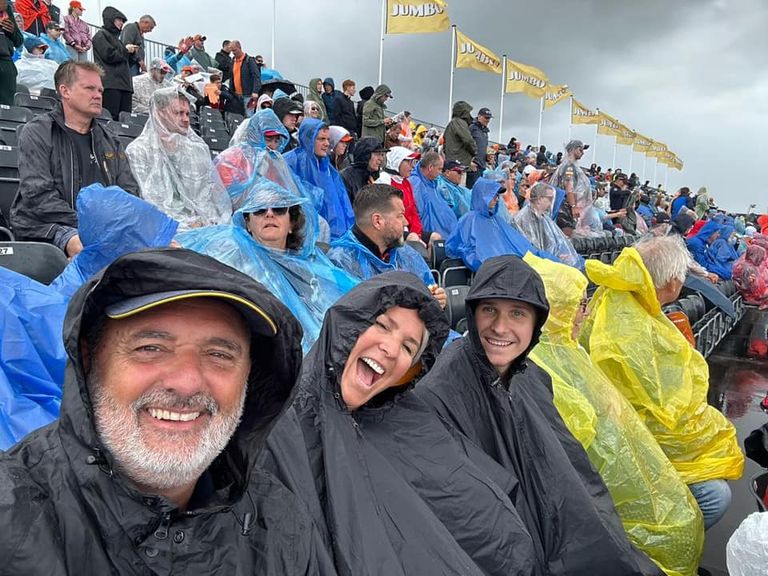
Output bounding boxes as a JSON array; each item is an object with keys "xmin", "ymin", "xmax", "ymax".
[{"xmin": 0, "ymin": 5, "xmax": 765, "ymax": 575}]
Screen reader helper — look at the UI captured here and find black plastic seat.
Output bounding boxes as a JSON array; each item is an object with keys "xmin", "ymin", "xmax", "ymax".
[
  {"xmin": 202, "ymin": 125, "xmax": 229, "ymax": 140},
  {"xmin": 440, "ymin": 257, "xmax": 471, "ymax": 287},
  {"xmin": 0, "ymin": 105, "xmax": 33, "ymax": 124},
  {"xmin": 118, "ymin": 111, "xmax": 149, "ymax": 126},
  {"xmin": 0, "ymin": 146, "xmax": 19, "ymax": 229},
  {"xmin": 96, "ymin": 108, "xmax": 113, "ymax": 123},
  {"xmin": 0, "ymin": 129, "xmax": 16, "ymax": 146},
  {"xmin": 13, "ymin": 93, "xmax": 56, "ymax": 114},
  {"xmin": 0, "ymin": 241, "xmax": 68, "ymax": 284},
  {"xmin": 203, "ymin": 136, "xmax": 227, "ymax": 153},
  {"xmin": 445, "ymin": 285, "xmax": 470, "ymax": 330},
  {"xmin": 15, "ymin": 84, "xmax": 30, "ymax": 96},
  {"xmin": 430, "ymin": 239, "xmax": 446, "ymax": 269},
  {"xmin": 688, "ymin": 293, "xmax": 706, "ymax": 325},
  {"xmin": 39, "ymin": 87, "xmax": 60, "ymax": 101},
  {"xmin": 106, "ymin": 121, "xmax": 143, "ymax": 139}
]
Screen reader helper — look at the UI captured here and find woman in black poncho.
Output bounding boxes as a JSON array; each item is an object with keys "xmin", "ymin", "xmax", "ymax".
[{"xmin": 262, "ymin": 271, "xmax": 539, "ymax": 576}]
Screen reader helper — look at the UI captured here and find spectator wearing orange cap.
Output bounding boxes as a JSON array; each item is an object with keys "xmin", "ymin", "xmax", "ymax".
[{"xmin": 62, "ymin": 0, "xmax": 89, "ymax": 61}]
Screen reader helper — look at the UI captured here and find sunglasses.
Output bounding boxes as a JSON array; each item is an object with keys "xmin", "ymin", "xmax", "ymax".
[{"xmin": 252, "ymin": 206, "xmax": 289, "ymax": 216}]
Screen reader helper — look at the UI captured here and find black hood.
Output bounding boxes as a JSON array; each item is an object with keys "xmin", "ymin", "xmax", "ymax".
[
  {"xmin": 465, "ymin": 255, "xmax": 550, "ymax": 378},
  {"xmin": 60, "ymin": 248, "xmax": 303, "ymax": 492},
  {"xmin": 272, "ymin": 98, "xmax": 298, "ymax": 126},
  {"xmin": 309, "ymin": 271, "xmax": 448, "ymax": 402},
  {"xmin": 351, "ymin": 136, "xmax": 383, "ymax": 170},
  {"xmin": 101, "ymin": 6, "xmax": 127, "ymax": 34},
  {"xmin": 359, "ymin": 85, "xmax": 375, "ymax": 101}
]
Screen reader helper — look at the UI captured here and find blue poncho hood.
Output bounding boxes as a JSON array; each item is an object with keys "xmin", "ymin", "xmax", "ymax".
[
  {"xmin": 410, "ymin": 162, "xmax": 458, "ymax": 238},
  {"xmin": 231, "ymin": 108, "xmax": 290, "ymax": 152},
  {"xmin": 284, "ymin": 118, "xmax": 354, "ymax": 238},
  {"xmin": 446, "ymin": 178, "xmax": 560, "ymax": 272},
  {"xmin": 687, "ymin": 220, "xmax": 733, "ymax": 279},
  {"xmin": 436, "ymin": 174, "xmax": 471, "ymax": 218}
]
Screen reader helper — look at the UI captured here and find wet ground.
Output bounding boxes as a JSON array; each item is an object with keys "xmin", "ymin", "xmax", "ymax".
[{"xmin": 699, "ymin": 306, "xmax": 768, "ymax": 575}]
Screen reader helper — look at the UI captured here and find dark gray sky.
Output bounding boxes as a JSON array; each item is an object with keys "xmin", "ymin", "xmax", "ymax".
[{"xmin": 87, "ymin": 0, "xmax": 767, "ymax": 212}]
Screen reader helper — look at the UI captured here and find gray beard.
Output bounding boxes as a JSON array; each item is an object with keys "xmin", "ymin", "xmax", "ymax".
[{"xmin": 89, "ymin": 371, "xmax": 247, "ymax": 491}]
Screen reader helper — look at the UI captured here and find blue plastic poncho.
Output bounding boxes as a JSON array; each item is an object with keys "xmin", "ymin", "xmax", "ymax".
[
  {"xmin": 284, "ymin": 118, "xmax": 354, "ymax": 239},
  {"xmin": 216, "ymin": 109, "xmax": 322, "ymax": 210},
  {"xmin": 0, "ymin": 185, "xmax": 178, "ymax": 449},
  {"xmin": 710, "ymin": 224, "xmax": 739, "ymax": 279},
  {"xmin": 687, "ymin": 221, "xmax": 733, "ymax": 280},
  {"xmin": 0, "ymin": 268, "xmax": 66, "ymax": 450},
  {"xmin": 51, "ymin": 185, "xmax": 179, "ymax": 299},
  {"xmin": 40, "ymin": 33, "xmax": 70, "ymax": 64},
  {"xmin": 327, "ymin": 228, "xmax": 434, "ymax": 287},
  {"xmin": 260, "ymin": 67, "xmax": 283, "ymax": 82},
  {"xmin": 177, "ymin": 179, "xmax": 358, "ymax": 353},
  {"xmin": 436, "ymin": 174, "xmax": 471, "ymax": 218},
  {"xmin": 445, "ymin": 178, "xmax": 560, "ymax": 272},
  {"xmin": 409, "ymin": 162, "xmax": 458, "ymax": 238}
]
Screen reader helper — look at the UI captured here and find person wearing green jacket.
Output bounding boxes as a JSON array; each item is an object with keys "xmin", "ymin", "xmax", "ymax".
[
  {"xmin": 306, "ymin": 77, "xmax": 328, "ymax": 122},
  {"xmin": 361, "ymin": 83, "xmax": 393, "ymax": 144},
  {"xmin": 443, "ymin": 101, "xmax": 477, "ymax": 180},
  {"xmin": 0, "ymin": 0, "xmax": 23, "ymax": 105}
]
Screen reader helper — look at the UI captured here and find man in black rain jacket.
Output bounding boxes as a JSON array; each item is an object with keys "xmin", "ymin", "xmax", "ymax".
[
  {"xmin": 262, "ymin": 271, "xmax": 540, "ymax": 576},
  {"xmin": 0, "ymin": 248, "xmax": 333, "ymax": 575},
  {"xmin": 340, "ymin": 136, "xmax": 386, "ymax": 203},
  {"xmin": 417, "ymin": 255, "xmax": 663, "ymax": 576}
]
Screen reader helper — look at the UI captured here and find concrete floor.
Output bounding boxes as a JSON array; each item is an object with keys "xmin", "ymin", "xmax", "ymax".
[{"xmin": 698, "ymin": 307, "xmax": 768, "ymax": 575}]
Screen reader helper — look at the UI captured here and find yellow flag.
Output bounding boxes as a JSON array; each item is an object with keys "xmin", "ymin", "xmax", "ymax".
[
  {"xmin": 386, "ymin": 0, "xmax": 450, "ymax": 34},
  {"xmin": 454, "ymin": 29, "xmax": 502, "ymax": 74},
  {"xmin": 632, "ymin": 133, "xmax": 652, "ymax": 153},
  {"xmin": 616, "ymin": 124, "xmax": 636, "ymax": 146},
  {"xmin": 647, "ymin": 140, "xmax": 669, "ymax": 159},
  {"xmin": 672, "ymin": 155, "xmax": 684, "ymax": 171},
  {"xmin": 596, "ymin": 111, "xmax": 622, "ymax": 137},
  {"xmin": 505, "ymin": 59, "xmax": 549, "ymax": 98},
  {"xmin": 543, "ymin": 84, "xmax": 572, "ymax": 110},
  {"xmin": 571, "ymin": 98, "xmax": 599, "ymax": 125}
]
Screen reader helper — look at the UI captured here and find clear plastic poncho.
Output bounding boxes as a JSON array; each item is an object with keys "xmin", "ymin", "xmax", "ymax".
[
  {"xmin": 549, "ymin": 158, "xmax": 604, "ymax": 237},
  {"xmin": 526, "ymin": 254, "xmax": 704, "ymax": 576},
  {"xmin": 514, "ymin": 202, "xmax": 584, "ymax": 269},
  {"xmin": 726, "ymin": 512, "xmax": 768, "ymax": 576},
  {"xmin": 733, "ymin": 244, "xmax": 768, "ymax": 309},
  {"xmin": 410, "ymin": 161, "xmax": 458, "ymax": 238},
  {"xmin": 327, "ymin": 228, "xmax": 434, "ymax": 287},
  {"xmin": 580, "ymin": 248, "xmax": 745, "ymax": 484},
  {"xmin": 446, "ymin": 178, "xmax": 560, "ymax": 272},
  {"xmin": 177, "ymin": 179, "xmax": 358, "ymax": 354},
  {"xmin": 16, "ymin": 51, "xmax": 58, "ymax": 92},
  {"xmin": 126, "ymin": 87, "xmax": 232, "ymax": 231},
  {"xmin": 283, "ymin": 118, "xmax": 354, "ymax": 239},
  {"xmin": 0, "ymin": 184, "xmax": 178, "ymax": 449}
]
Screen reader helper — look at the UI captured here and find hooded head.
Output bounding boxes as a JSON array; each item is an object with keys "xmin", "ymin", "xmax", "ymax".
[
  {"xmin": 385, "ymin": 146, "xmax": 417, "ymax": 175},
  {"xmin": 464, "ymin": 256, "xmax": 550, "ymax": 379},
  {"xmin": 231, "ymin": 108, "xmax": 290, "ymax": 152},
  {"xmin": 61, "ymin": 248, "xmax": 303, "ymax": 500},
  {"xmin": 308, "ymin": 77, "xmax": 323, "ymax": 98},
  {"xmin": 451, "ymin": 101, "xmax": 473, "ymax": 123},
  {"xmin": 470, "ymin": 177, "xmax": 504, "ymax": 217},
  {"xmin": 328, "ymin": 126, "xmax": 351, "ymax": 151},
  {"xmin": 297, "ymin": 117, "xmax": 328, "ymax": 160},
  {"xmin": 359, "ymin": 86, "xmax": 375, "ymax": 101},
  {"xmin": 101, "ymin": 6, "xmax": 126, "ymax": 33},
  {"xmin": 524, "ymin": 253, "xmax": 588, "ymax": 344},
  {"xmin": 322, "ymin": 77, "xmax": 335, "ymax": 92},
  {"xmin": 352, "ymin": 137, "xmax": 385, "ymax": 170},
  {"xmin": 746, "ymin": 244, "xmax": 766, "ymax": 266},
  {"xmin": 310, "ymin": 271, "xmax": 448, "ymax": 411},
  {"xmin": 372, "ymin": 84, "xmax": 392, "ymax": 105},
  {"xmin": 694, "ymin": 220, "xmax": 721, "ymax": 244}
]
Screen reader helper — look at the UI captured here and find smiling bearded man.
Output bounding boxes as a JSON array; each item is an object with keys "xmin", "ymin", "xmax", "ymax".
[{"xmin": 0, "ymin": 248, "xmax": 334, "ymax": 575}]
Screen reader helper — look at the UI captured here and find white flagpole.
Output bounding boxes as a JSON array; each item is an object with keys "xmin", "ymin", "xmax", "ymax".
[
  {"xmin": 591, "ymin": 108, "xmax": 599, "ymax": 164},
  {"xmin": 271, "ymin": 0, "xmax": 276, "ymax": 69},
  {"xmin": 653, "ymin": 159, "xmax": 658, "ymax": 188},
  {"xmin": 642, "ymin": 154, "xmax": 647, "ymax": 183},
  {"xmin": 498, "ymin": 54, "xmax": 506, "ymax": 144},
  {"xmin": 567, "ymin": 96, "xmax": 573, "ymax": 141},
  {"xmin": 612, "ymin": 139, "xmax": 617, "ymax": 170},
  {"xmin": 628, "ymin": 146, "xmax": 633, "ymax": 176},
  {"xmin": 447, "ymin": 25, "xmax": 456, "ymax": 124},
  {"xmin": 664, "ymin": 164, "xmax": 669, "ymax": 191},
  {"xmin": 378, "ymin": 0, "xmax": 386, "ymax": 85},
  {"xmin": 536, "ymin": 96, "xmax": 544, "ymax": 147}
]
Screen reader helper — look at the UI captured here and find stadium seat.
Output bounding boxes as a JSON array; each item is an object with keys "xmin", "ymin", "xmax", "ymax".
[
  {"xmin": 226, "ymin": 113, "xmax": 244, "ymax": 133},
  {"xmin": 203, "ymin": 136, "xmax": 227, "ymax": 154},
  {"xmin": 118, "ymin": 111, "xmax": 149, "ymax": 127},
  {"xmin": 106, "ymin": 121, "xmax": 143, "ymax": 139},
  {"xmin": 0, "ymin": 146, "xmax": 19, "ymax": 230},
  {"xmin": 0, "ymin": 241, "xmax": 68, "ymax": 284},
  {"xmin": 0, "ymin": 128, "xmax": 16, "ymax": 146},
  {"xmin": 430, "ymin": 239, "xmax": 447, "ymax": 269},
  {"xmin": 39, "ymin": 87, "xmax": 60, "ymax": 101},
  {"xmin": 440, "ymin": 258, "xmax": 471, "ymax": 287},
  {"xmin": 0, "ymin": 106, "xmax": 33, "ymax": 124},
  {"xmin": 445, "ymin": 284, "xmax": 470, "ymax": 330},
  {"xmin": 13, "ymin": 93, "xmax": 56, "ymax": 114},
  {"xmin": 15, "ymin": 84, "xmax": 30, "ymax": 96},
  {"xmin": 202, "ymin": 125, "xmax": 229, "ymax": 140},
  {"xmin": 96, "ymin": 108, "xmax": 113, "ymax": 123}
]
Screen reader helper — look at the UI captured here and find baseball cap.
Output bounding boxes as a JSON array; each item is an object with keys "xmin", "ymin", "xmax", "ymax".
[
  {"xmin": 181, "ymin": 66, "xmax": 195, "ymax": 74},
  {"xmin": 193, "ymin": 34, "xmax": 207, "ymax": 42},
  {"xmin": 105, "ymin": 290, "xmax": 277, "ymax": 337},
  {"xmin": 565, "ymin": 139, "xmax": 590, "ymax": 152},
  {"xmin": 263, "ymin": 129, "xmax": 283, "ymax": 138},
  {"xmin": 478, "ymin": 107, "xmax": 493, "ymax": 118},
  {"xmin": 340, "ymin": 133, "xmax": 354, "ymax": 143},
  {"xmin": 150, "ymin": 57, "xmax": 172, "ymax": 73},
  {"xmin": 522, "ymin": 164, "xmax": 537, "ymax": 176},
  {"xmin": 443, "ymin": 160, "xmax": 466, "ymax": 172},
  {"xmin": 69, "ymin": 0, "xmax": 85, "ymax": 10},
  {"xmin": 46, "ymin": 21, "xmax": 63, "ymax": 31}
]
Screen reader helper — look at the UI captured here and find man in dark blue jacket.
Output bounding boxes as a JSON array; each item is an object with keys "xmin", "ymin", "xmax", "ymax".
[{"xmin": 321, "ymin": 77, "xmax": 343, "ymax": 125}]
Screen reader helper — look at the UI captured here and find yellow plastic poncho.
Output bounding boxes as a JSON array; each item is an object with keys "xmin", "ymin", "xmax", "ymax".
[
  {"xmin": 580, "ymin": 248, "xmax": 744, "ymax": 485},
  {"xmin": 525, "ymin": 254, "xmax": 704, "ymax": 576},
  {"xmin": 412, "ymin": 124, "xmax": 428, "ymax": 149}
]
